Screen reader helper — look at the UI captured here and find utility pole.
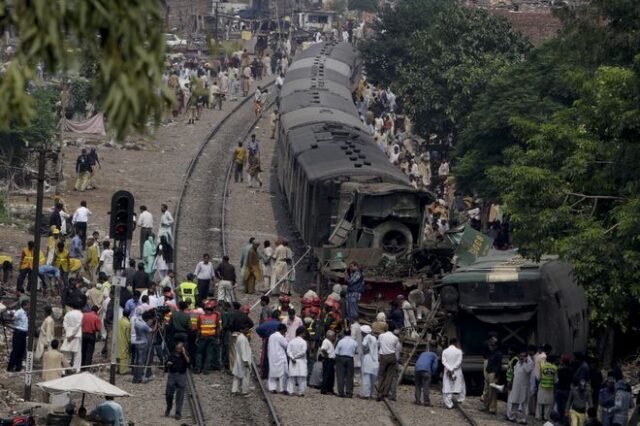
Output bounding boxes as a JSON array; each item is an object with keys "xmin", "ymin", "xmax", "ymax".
[
  {"xmin": 24, "ymin": 149, "xmax": 46, "ymax": 401},
  {"xmin": 214, "ymin": 2, "xmax": 219, "ymax": 45}
]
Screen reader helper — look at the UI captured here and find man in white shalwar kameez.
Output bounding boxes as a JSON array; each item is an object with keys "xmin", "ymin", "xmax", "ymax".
[
  {"xmin": 442, "ymin": 339, "xmax": 466, "ymax": 408},
  {"xmin": 507, "ymin": 351, "xmax": 534, "ymax": 424},
  {"xmin": 158, "ymin": 204, "xmax": 174, "ymax": 245},
  {"xmin": 267, "ymin": 324, "xmax": 289, "ymax": 393},
  {"xmin": 286, "ymin": 326, "xmax": 308, "ymax": 396},
  {"xmin": 360, "ymin": 325, "xmax": 379, "ymax": 399},
  {"xmin": 60, "ymin": 303, "xmax": 83, "ymax": 372},
  {"xmin": 231, "ymin": 330, "xmax": 252, "ymax": 395},
  {"xmin": 35, "ymin": 306, "xmax": 55, "ymax": 359}
]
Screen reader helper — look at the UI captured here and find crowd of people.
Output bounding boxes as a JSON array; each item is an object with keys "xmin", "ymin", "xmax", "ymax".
[
  {"xmin": 162, "ymin": 41, "xmax": 291, "ymax": 124},
  {"xmin": 480, "ymin": 335, "xmax": 638, "ymax": 426},
  {"xmin": 354, "ymin": 78, "xmax": 511, "ymax": 248}
]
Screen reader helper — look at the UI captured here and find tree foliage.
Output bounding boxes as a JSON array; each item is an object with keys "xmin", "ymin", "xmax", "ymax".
[
  {"xmin": 395, "ymin": 6, "xmax": 530, "ymax": 139},
  {"xmin": 454, "ymin": 0, "xmax": 640, "ymax": 330},
  {"xmin": 0, "ymin": 0, "xmax": 171, "ymax": 139},
  {"xmin": 358, "ymin": 0, "xmax": 454, "ymax": 86},
  {"xmin": 359, "ymin": 0, "xmax": 529, "ymax": 140},
  {"xmin": 348, "ymin": 0, "xmax": 378, "ymax": 13}
]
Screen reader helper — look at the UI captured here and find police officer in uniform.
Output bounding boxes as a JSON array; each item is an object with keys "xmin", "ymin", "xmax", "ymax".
[
  {"xmin": 195, "ymin": 301, "xmax": 222, "ymax": 374},
  {"xmin": 536, "ymin": 356, "xmax": 558, "ymax": 420},
  {"xmin": 178, "ymin": 274, "xmax": 198, "ymax": 309}
]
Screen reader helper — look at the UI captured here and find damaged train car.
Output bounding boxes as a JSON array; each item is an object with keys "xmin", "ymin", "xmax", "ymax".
[
  {"xmin": 437, "ymin": 251, "xmax": 589, "ymax": 385},
  {"xmin": 276, "ymin": 41, "xmax": 432, "ymax": 257}
]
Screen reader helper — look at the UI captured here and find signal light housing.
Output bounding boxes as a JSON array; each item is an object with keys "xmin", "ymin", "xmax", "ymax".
[{"xmin": 109, "ymin": 190, "xmax": 135, "ymax": 240}]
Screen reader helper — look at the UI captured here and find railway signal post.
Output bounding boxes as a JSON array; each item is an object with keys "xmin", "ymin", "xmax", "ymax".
[{"xmin": 108, "ymin": 190, "xmax": 135, "ymax": 384}]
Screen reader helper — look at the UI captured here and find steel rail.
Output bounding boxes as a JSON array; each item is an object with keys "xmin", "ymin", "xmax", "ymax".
[
  {"xmin": 186, "ymin": 370, "xmax": 207, "ymax": 426},
  {"xmin": 217, "ymin": 98, "xmax": 282, "ymax": 426},
  {"xmin": 173, "ymin": 81, "xmax": 275, "ymax": 269},
  {"xmin": 382, "ymin": 398, "xmax": 410, "ymax": 426},
  {"xmin": 454, "ymin": 401, "xmax": 479, "ymax": 426},
  {"xmin": 172, "ymin": 81, "xmax": 275, "ymax": 426}
]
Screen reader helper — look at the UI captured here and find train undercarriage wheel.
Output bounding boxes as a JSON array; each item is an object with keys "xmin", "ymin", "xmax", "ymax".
[{"xmin": 371, "ymin": 221, "xmax": 413, "ymax": 257}]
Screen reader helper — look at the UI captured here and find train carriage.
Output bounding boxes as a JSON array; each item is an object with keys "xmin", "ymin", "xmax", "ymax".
[{"xmin": 276, "ymin": 42, "xmax": 433, "ymax": 256}]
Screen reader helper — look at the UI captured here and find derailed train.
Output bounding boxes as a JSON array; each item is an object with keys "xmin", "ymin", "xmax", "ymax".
[
  {"xmin": 274, "ymin": 43, "xmax": 589, "ymax": 383},
  {"xmin": 276, "ymin": 41, "xmax": 433, "ymax": 257}
]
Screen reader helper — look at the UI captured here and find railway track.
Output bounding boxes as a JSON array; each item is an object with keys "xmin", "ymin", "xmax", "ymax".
[
  {"xmin": 173, "ymin": 82, "xmax": 280, "ymax": 426},
  {"xmin": 454, "ymin": 401, "xmax": 479, "ymax": 426}
]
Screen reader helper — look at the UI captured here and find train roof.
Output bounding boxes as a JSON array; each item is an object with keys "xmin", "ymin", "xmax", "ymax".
[
  {"xmin": 441, "ymin": 251, "xmax": 562, "ymax": 284},
  {"xmin": 286, "ymin": 122, "xmax": 410, "ymax": 184},
  {"xmin": 278, "ymin": 90, "xmax": 358, "ymax": 116},
  {"xmin": 280, "ymin": 78, "xmax": 352, "ymax": 100},
  {"xmin": 280, "ymin": 106, "xmax": 367, "ymax": 133},
  {"xmin": 294, "ymin": 41, "xmax": 358, "ymax": 67},
  {"xmin": 284, "ymin": 66, "xmax": 353, "ymax": 89},
  {"xmin": 287, "ymin": 57, "xmax": 352, "ymax": 78}
]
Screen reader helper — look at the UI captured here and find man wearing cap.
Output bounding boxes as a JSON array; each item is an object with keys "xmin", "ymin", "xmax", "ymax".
[
  {"xmin": 359, "ymin": 325, "xmax": 378, "ymax": 399},
  {"xmin": 195, "ymin": 302, "xmax": 222, "ymax": 374}
]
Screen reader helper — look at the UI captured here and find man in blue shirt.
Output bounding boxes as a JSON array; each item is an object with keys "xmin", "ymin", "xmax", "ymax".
[
  {"xmin": 334, "ymin": 333, "xmax": 359, "ymax": 398},
  {"xmin": 124, "ymin": 291, "xmax": 141, "ymax": 318},
  {"xmin": 8, "ymin": 300, "xmax": 29, "ymax": 372},
  {"xmin": 132, "ymin": 308, "xmax": 153, "ymax": 383},
  {"xmin": 69, "ymin": 234, "xmax": 83, "ymax": 260},
  {"xmin": 414, "ymin": 350, "xmax": 439, "ymax": 406},
  {"xmin": 90, "ymin": 397, "xmax": 125, "ymax": 426}
]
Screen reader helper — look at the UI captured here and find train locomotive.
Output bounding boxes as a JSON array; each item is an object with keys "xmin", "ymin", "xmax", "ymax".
[{"xmin": 276, "ymin": 41, "xmax": 433, "ymax": 257}]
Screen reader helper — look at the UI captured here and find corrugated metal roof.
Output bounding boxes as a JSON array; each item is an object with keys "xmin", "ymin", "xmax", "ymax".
[
  {"xmin": 284, "ymin": 66, "xmax": 353, "ymax": 89},
  {"xmin": 279, "ymin": 90, "xmax": 358, "ymax": 115},
  {"xmin": 288, "ymin": 57, "xmax": 352, "ymax": 77},
  {"xmin": 280, "ymin": 106, "xmax": 367, "ymax": 132},
  {"xmin": 280, "ymin": 78, "xmax": 352, "ymax": 100}
]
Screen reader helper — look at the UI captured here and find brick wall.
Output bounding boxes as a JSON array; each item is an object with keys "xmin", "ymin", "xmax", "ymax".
[
  {"xmin": 164, "ymin": 0, "xmax": 213, "ymax": 31},
  {"xmin": 490, "ymin": 9, "xmax": 563, "ymax": 45}
]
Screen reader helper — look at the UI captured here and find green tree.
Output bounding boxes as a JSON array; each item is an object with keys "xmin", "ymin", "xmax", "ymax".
[
  {"xmin": 488, "ymin": 62, "xmax": 640, "ymax": 330},
  {"xmin": 358, "ymin": 0, "xmax": 454, "ymax": 86},
  {"xmin": 455, "ymin": 1, "xmax": 640, "ymax": 197},
  {"xmin": 395, "ymin": 6, "xmax": 530, "ymax": 140},
  {"xmin": 0, "ymin": 0, "xmax": 171, "ymax": 139}
]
